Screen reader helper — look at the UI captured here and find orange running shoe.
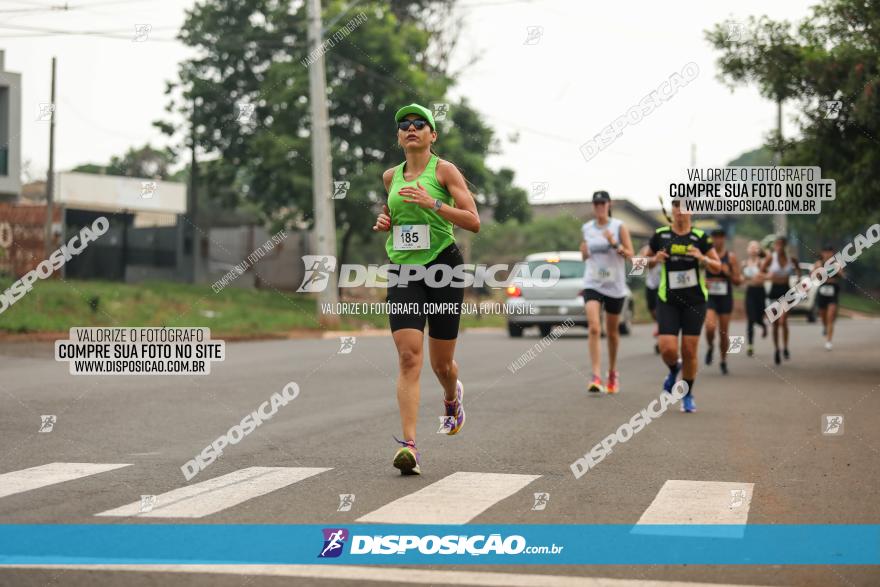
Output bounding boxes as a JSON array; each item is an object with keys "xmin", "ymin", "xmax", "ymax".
[{"xmin": 606, "ymin": 370, "xmax": 619, "ymax": 394}]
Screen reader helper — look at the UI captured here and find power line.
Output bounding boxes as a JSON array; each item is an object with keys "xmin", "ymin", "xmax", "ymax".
[{"xmin": 0, "ymin": 22, "xmax": 180, "ymax": 40}]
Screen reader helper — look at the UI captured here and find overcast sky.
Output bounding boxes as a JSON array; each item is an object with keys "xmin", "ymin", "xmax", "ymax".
[{"xmin": 1, "ymin": 0, "xmax": 813, "ymax": 211}]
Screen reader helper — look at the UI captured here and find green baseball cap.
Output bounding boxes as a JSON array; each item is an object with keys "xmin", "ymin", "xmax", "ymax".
[{"xmin": 394, "ymin": 103, "xmax": 435, "ymax": 129}]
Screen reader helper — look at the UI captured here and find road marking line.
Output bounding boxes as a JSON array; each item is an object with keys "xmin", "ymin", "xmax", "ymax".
[
  {"xmin": 0, "ymin": 463, "xmax": 131, "ymax": 500},
  {"xmin": 357, "ymin": 471, "xmax": 540, "ymax": 524},
  {"xmin": 95, "ymin": 467, "xmax": 330, "ymax": 518},
  {"xmin": 0, "ymin": 564, "xmax": 772, "ymax": 586},
  {"xmin": 633, "ymin": 480, "xmax": 754, "ymax": 537}
]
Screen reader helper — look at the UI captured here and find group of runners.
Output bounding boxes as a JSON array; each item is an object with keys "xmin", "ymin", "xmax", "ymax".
[{"xmin": 371, "ymin": 102, "xmax": 843, "ymax": 475}]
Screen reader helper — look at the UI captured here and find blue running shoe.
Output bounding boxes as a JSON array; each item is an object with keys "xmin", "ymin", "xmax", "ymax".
[
  {"xmin": 662, "ymin": 360, "xmax": 681, "ymax": 393},
  {"xmin": 443, "ymin": 380, "xmax": 465, "ymax": 435},
  {"xmin": 681, "ymin": 394, "xmax": 696, "ymax": 413}
]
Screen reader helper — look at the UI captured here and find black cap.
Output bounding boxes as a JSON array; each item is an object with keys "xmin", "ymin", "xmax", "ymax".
[
  {"xmin": 592, "ymin": 190, "xmax": 611, "ymax": 203},
  {"xmin": 822, "ymin": 243, "xmax": 834, "ymax": 251},
  {"xmin": 711, "ymin": 228, "xmax": 726, "ymax": 237}
]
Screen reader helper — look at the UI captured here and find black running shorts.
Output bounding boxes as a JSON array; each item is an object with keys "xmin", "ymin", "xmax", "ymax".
[
  {"xmin": 707, "ymin": 294, "xmax": 733, "ymax": 315},
  {"xmin": 386, "ymin": 243, "xmax": 465, "ymax": 340},
  {"xmin": 817, "ymin": 282, "xmax": 840, "ymax": 308},
  {"xmin": 768, "ymin": 282, "xmax": 789, "ymax": 302},
  {"xmin": 657, "ymin": 299, "xmax": 707, "ymax": 336},
  {"xmin": 582, "ymin": 288, "xmax": 625, "ymax": 315}
]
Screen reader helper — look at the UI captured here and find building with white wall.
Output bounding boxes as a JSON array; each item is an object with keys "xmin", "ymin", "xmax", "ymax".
[{"xmin": 0, "ymin": 50, "xmax": 22, "ymax": 201}]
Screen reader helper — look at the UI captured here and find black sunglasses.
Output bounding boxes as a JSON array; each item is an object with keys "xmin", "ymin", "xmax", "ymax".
[{"xmin": 398, "ymin": 119, "xmax": 429, "ymax": 131}]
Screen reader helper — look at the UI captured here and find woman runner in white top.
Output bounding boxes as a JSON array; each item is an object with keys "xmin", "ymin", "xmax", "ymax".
[
  {"xmin": 741, "ymin": 241, "xmax": 769, "ymax": 357},
  {"xmin": 579, "ymin": 191, "xmax": 634, "ymax": 394},
  {"xmin": 761, "ymin": 236, "xmax": 801, "ymax": 365}
]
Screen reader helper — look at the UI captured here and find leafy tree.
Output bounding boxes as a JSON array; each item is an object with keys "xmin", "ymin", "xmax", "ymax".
[
  {"xmin": 70, "ymin": 163, "xmax": 107, "ymax": 175},
  {"xmin": 470, "ymin": 215, "xmax": 582, "ymax": 265},
  {"xmin": 724, "ymin": 145, "xmax": 880, "ymax": 291},
  {"xmin": 727, "ymin": 146, "xmax": 774, "ymax": 168},
  {"xmin": 158, "ymin": 0, "xmax": 525, "ymax": 264},
  {"xmin": 724, "ymin": 147, "xmax": 775, "ymax": 240},
  {"xmin": 483, "ymin": 168, "xmax": 530, "ymax": 225},
  {"xmin": 706, "ymin": 0, "xmax": 880, "ymax": 233},
  {"xmin": 72, "ymin": 144, "xmax": 176, "ymax": 179}
]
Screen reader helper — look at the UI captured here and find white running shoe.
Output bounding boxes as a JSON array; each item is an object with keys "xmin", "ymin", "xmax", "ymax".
[{"xmin": 825, "ymin": 341, "xmax": 833, "ymax": 351}]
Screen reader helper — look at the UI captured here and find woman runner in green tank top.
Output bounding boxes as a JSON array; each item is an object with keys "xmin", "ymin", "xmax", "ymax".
[{"xmin": 372, "ymin": 103, "xmax": 480, "ymax": 475}]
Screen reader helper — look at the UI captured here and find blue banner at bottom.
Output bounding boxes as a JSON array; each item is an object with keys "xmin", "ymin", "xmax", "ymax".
[{"xmin": 0, "ymin": 525, "xmax": 877, "ymax": 565}]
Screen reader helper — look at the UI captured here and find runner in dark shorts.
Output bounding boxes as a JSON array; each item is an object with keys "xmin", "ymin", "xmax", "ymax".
[
  {"xmin": 703, "ymin": 229, "xmax": 741, "ymax": 375},
  {"xmin": 646, "ymin": 200, "xmax": 722, "ymax": 413},
  {"xmin": 814, "ymin": 244, "xmax": 843, "ymax": 351}
]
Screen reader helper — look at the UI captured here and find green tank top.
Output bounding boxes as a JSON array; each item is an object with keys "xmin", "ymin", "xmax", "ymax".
[{"xmin": 384, "ymin": 154, "xmax": 456, "ymax": 265}]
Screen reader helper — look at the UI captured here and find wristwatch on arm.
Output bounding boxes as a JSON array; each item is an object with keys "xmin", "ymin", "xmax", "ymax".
[{"xmin": 433, "ymin": 199, "xmax": 442, "ymax": 211}]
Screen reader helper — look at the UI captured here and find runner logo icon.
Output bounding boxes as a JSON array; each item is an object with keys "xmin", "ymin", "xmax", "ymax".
[
  {"xmin": 337, "ymin": 494, "xmax": 355, "ymax": 512},
  {"xmin": 822, "ymin": 414, "xmax": 844, "ymax": 435},
  {"xmin": 298, "ymin": 256, "xmax": 337, "ymax": 292},
  {"xmin": 437, "ymin": 415, "xmax": 456, "ymax": 433},
  {"xmin": 823, "ymin": 100, "xmax": 842, "ymax": 119},
  {"xmin": 432, "ymin": 103, "xmax": 449, "ymax": 122},
  {"xmin": 727, "ymin": 336, "xmax": 745, "ymax": 353},
  {"xmin": 729, "ymin": 489, "xmax": 746, "ymax": 509},
  {"xmin": 332, "ymin": 181, "xmax": 350, "ymax": 199},
  {"xmin": 629, "ymin": 257, "xmax": 648, "ymax": 276},
  {"xmin": 531, "ymin": 492, "xmax": 550, "ymax": 511},
  {"xmin": 139, "ymin": 495, "xmax": 157, "ymax": 513},
  {"xmin": 39, "ymin": 415, "xmax": 57, "ymax": 433},
  {"xmin": 338, "ymin": 336, "xmax": 356, "ymax": 354},
  {"xmin": 140, "ymin": 181, "xmax": 157, "ymax": 199},
  {"xmin": 318, "ymin": 528, "xmax": 349, "ymax": 558}
]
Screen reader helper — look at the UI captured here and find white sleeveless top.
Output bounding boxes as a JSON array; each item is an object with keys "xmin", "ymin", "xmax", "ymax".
[
  {"xmin": 769, "ymin": 251, "xmax": 794, "ymax": 278},
  {"xmin": 742, "ymin": 258, "xmax": 761, "ymax": 280},
  {"xmin": 582, "ymin": 218, "xmax": 630, "ymax": 298}
]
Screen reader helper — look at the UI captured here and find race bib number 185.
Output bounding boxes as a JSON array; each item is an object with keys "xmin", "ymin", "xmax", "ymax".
[{"xmin": 393, "ymin": 224, "xmax": 430, "ymax": 250}]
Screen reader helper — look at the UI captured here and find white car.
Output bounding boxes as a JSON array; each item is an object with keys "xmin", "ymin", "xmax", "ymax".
[{"xmin": 504, "ymin": 251, "xmax": 633, "ymax": 337}]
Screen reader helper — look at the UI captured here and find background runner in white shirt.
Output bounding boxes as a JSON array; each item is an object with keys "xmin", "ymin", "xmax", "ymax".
[{"xmin": 579, "ymin": 191, "xmax": 634, "ymax": 394}]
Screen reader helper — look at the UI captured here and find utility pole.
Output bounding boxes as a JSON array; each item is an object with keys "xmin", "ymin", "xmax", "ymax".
[
  {"xmin": 306, "ymin": 0, "xmax": 340, "ymax": 327},
  {"xmin": 44, "ymin": 57, "xmax": 56, "ymax": 254},
  {"xmin": 188, "ymin": 102, "xmax": 198, "ymax": 283},
  {"xmin": 773, "ymin": 99, "xmax": 787, "ymax": 238}
]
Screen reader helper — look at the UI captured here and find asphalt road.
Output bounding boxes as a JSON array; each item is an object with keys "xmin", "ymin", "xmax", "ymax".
[{"xmin": 0, "ymin": 317, "xmax": 878, "ymax": 586}]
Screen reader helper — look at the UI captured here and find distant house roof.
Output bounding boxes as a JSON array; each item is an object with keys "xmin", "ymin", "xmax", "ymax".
[
  {"xmin": 530, "ymin": 198, "xmax": 661, "ymax": 241},
  {"xmin": 21, "ymin": 181, "xmax": 47, "ymax": 203}
]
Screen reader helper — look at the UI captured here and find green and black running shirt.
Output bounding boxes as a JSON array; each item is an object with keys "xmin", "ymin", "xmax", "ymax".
[{"xmin": 647, "ymin": 226, "xmax": 713, "ymax": 306}]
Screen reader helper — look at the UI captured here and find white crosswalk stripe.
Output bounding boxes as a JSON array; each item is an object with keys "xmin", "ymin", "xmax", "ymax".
[
  {"xmin": 0, "ymin": 463, "xmax": 131, "ymax": 500},
  {"xmin": 633, "ymin": 480, "xmax": 755, "ymax": 537},
  {"xmin": 95, "ymin": 467, "xmax": 330, "ymax": 518},
  {"xmin": 357, "ymin": 471, "xmax": 541, "ymax": 524},
  {"xmin": 0, "ymin": 564, "xmax": 774, "ymax": 586}
]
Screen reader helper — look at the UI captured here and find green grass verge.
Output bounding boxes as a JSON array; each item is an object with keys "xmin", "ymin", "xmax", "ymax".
[
  {"xmin": 0, "ymin": 278, "xmax": 505, "ymax": 335},
  {"xmin": 2, "ymin": 278, "xmax": 870, "ymax": 337},
  {"xmin": 839, "ymin": 292, "xmax": 880, "ymax": 316}
]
